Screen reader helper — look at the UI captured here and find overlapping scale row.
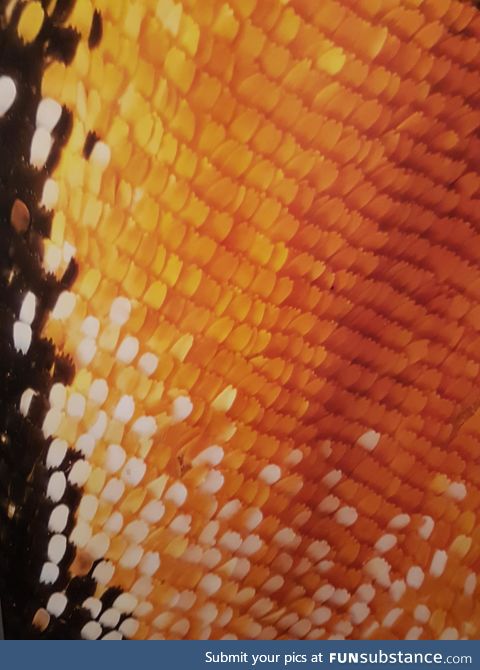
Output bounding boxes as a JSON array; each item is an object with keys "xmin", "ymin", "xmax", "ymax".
[{"xmin": 2, "ymin": 0, "xmax": 480, "ymax": 640}]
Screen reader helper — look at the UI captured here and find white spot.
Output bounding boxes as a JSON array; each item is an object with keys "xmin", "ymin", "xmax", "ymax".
[
  {"xmin": 90, "ymin": 140, "xmax": 111, "ymax": 169},
  {"xmin": 114, "ymin": 593, "xmax": 138, "ymax": 614},
  {"xmin": 102, "ymin": 631, "xmax": 123, "ymax": 640},
  {"xmin": 430, "ymin": 550, "xmax": 447, "ymax": 578},
  {"xmin": 120, "ymin": 618, "xmax": 139, "ymax": 637},
  {"xmin": 89, "ymin": 410, "xmax": 107, "ymax": 440},
  {"xmin": 110, "ymin": 296, "xmax": 131, "ymax": 325},
  {"xmin": 102, "ymin": 478, "xmax": 125, "ymax": 503},
  {"xmin": 138, "ymin": 352, "xmax": 158, "ymax": 376},
  {"xmin": 286, "ymin": 448, "xmax": 303, "ymax": 465},
  {"xmin": 406, "ymin": 566, "xmax": 424, "ymax": 589},
  {"xmin": 321, "ymin": 470, "xmax": 341, "ymax": 488},
  {"xmin": 172, "ymin": 395, "xmax": 193, "ymax": 422},
  {"xmin": 262, "ymin": 575, "xmax": 284, "ymax": 593},
  {"xmin": 83, "ymin": 597, "xmax": 102, "ymax": 619},
  {"xmin": 243, "ymin": 507, "xmax": 263, "ymax": 531},
  {"xmin": 13, "ymin": 321, "xmax": 31, "ymax": 354},
  {"xmin": 67, "ymin": 392, "xmax": 86, "ymax": 419},
  {"xmin": 123, "ymin": 520, "xmax": 149, "ymax": 544},
  {"xmin": 311, "ymin": 607, "xmax": 332, "ymax": 625},
  {"xmin": 330, "ymin": 588, "xmax": 350, "ymax": 606},
  {"xmin": 383, "ymin": 608, "xmax": 403, "ymax": 628},
  {"xmin": 334, "ymin": 621, "xmax": 353, "ymax": 637},
  {"xmin": 218, "ymin": 499, "xmax": 241, "ymax": 519},
  {"xmin": 375, "ymin": 534, "xmax": 397, "ymax": 553},
  {"xmin": 76, "ymin": 338, "xmax": 96, "ymax": 366},
  {"xmin": 122, "ymin": 457, "xmax": 146, "ymax": 487},
  {"xmin": 81, "ymin": 316, "xmax": 100, "ymax": 338},
  {"xmin": 199, "ymin": 520, "xmax": 219, "ymax": 545},
  {"xmin": 20, "ymin": 292, "xmax": 36, "ymax": 324},
  {"xmin": 169, "ymin": 514, "xmax": 191, "ymax": 535},
  {"xmin": 46, "ymin": 592, "xmax": 67, "ymax": 617},
  {"xmin": 63, "ymin": 242, "xmax": 76, "ymax": 264},
  {"xmin": 199, "ymin": 573, "xmax": 222, "ymax": 596},
  {"xmin": 46, "ymin": 472, "xmax": 66, "ymax": 502},
  {"xmin": 464, "ymin": 573, "xmax": 476, "ymax": 596},
  {"xmin": 418, "ymin": 515, "xmax": 434, "ymax": 540},
  {"xmin": 365, "ymin": 557, "xmax": 391, "ymax": 587},
  {"xmin": 273, "ymin": 527, "xmax": 297, "ymax": 547},
  {"xmin": 388, "ymin": 514, "xmax": 410, "ymax": 529},
  {"xmin": 114, "ymin": 395, "xmax": 135, "ymax": 423},
  {"xmin": 68, "ymin": 459, "xmax": 91, "ymax": 487},
  {"xmin": 446, "ymin": 482, "xmax": 466, "ymax": 501},
  {"xmin": 44, "ymin": 244, "xmax": 62, "ymax": 272},
  {"xmin": 49, "ymin": 383, "xmax": 66, "ymax": 409},
  {"xmin": 318, "ymin": 560, "xmax": 333, "ymax": 573},
  {"xmin": 104, "ymin": 511, "xmax": 123, "ymax": 534},
  {"xmin": 239, "ymin": 534, "xmax": 262, "ymax": 556},
  {"xmin": 89, "ymin": 379, "xmax": 108, "ymax": 405},
  {"xmin": 48, "ymin": 505, "xmax": 69, "ymax": 533},
  {"xmin": 20, "ymin": 388, "xmax": 36, "ymax": 416},
  {"xmin": 356, "ymin": 584, "xmax": 375, "ymax": 603},
  {"xmin": 313, "ymin": 584, "xmax": 335, "ymax": 602},
  {"xmin": 232, "ymin": 558, "xmax": 251, "ymax": 580},
  {"xmin": 259, "ymin": 464, "xmax": 281, "ymax": 485},
  {"xmin": 414, "ymin": 605, "xmax": 430, "ymax": 623},
  {"xmin": 70, "ymin": 521, "xmax": 91, "ymax": 548},
  {"xmin": 406, "ymin": 626, "xmax": 422, "ymax": 640},
  {"xmin": 92, "ymin": 560, "xmax": 115, "ymax": 585},
  {"xmin": 335, "ymin": 506, "xmax": 358, "ymax": 527},
  {"xmin": 192, "ymin": 445, "xmax": 224, "ymax": 467},
  {"xmin": 140, "ymin": 552, "xmax": 161, "ymax": 576},
  {"xmin": 165, "ymin": 482, "xmax": 187, "ymax": 506},
  {"xmin": 349, "ymin": 602, "xmax": 370, "ymax": 625},
  {"xmin": 42, "ymin": 408, "xmax": 62, "ymax": 438},
  {"xmin": 440, "ymin": 627, "xmax": 458, "ymax": 641},
  {"xmin": 132, "ymin": 415, "xmax": 157, "ymax": 438},
  {"xmin": 389, "ymin": 579, "xmax": 406, "ymax": 603},
  {"xmin": 357, "ymin": 430, "xmax": 380, "ymax": 451},
  {"xmin": 176, "ymin": 591, "xmax": 196, "ymax": 611},
  {"xmin": 86, "ymin": 532, "xmax": 110, "ymax": 560},
  {"xmin": 132, "ymin": 575, "xmax": 153, "ymax": 597},
  {"xmin": 30, "ymin": 128, "xmax": 52, "ymax": 168},
  {"xmin": 104, "ymin": 444, "xmax": 126, "ymax": 473},
  {"xmin": 135, "ymin": 601, "xmax": 154, "ymax": 617},
  {"xmin": 36, "ymin": 98, "xmax": 62, "ymax": 131},
  {"xmin": 200, "ymin": 470, "xmax": 224, "ymax": 494},
  {"xmin": 52, "ymin": 291, "xmax": 76, "ymax": 320},
  {"xmin": 141, "ymin": 500, "xmax": 165, "ymax": 524},
  {"xmin": 48, "ymin": 534, "xmax": 67, "ymax": 564},
  {"xmin": 75, "ymin": 434, "xmax": 95, "ymax": 458},
  {"xmin": 81, "ymin": 621, "xmax": 102, "ymax": 641},
  {"xmin": 46, "ymin": 439, "xmax": 68, "ymax": 469},
  {"xmin": 153, "ymin": 612, "xmax": 174, "ymax": 630},
  {"xmin": 307, "ymin": 540, "xmax": 330, "ymax": 562},
  {"xmin": 0, "ymin": 76, "xmax": 16, "ymax": 116},
  {"xmin": 99, "ymin": 608, "xmax": 120, "ymax": 628},
  {"xmin": 78, "ymin": 495, "xmax": 98, "ymax": 521},
  {"xmin": 40, "ymin": 562, "xmax": 59, "ymax": 584},
  {"xmin": 318, "ymin": 495, "xmax": 340, "ymax": 513},
  {"xmin": 117, "ymin": 336, "xmax": 139, "ymax": 364},
  {"xmin": 219, "ymin": 531, "xmax": 242, "ymax": 552},
  {"xmin": 40, "ymin": 179, "xmax": 59, "ymax": 210}
]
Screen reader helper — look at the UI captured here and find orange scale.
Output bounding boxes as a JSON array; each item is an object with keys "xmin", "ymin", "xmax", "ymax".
[
  {"xmin": 428, "ymin": 521, "xmax": 454, "ymax": 551},
  {"xmin": 444, "ymin": 504, "xmax": 462, "ymax": 525},
  {"xmin": 404, "ymin": 534, "xmax": 432, "ymax": 569}
]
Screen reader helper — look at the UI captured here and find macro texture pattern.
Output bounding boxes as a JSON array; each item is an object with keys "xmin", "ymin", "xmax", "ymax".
[{"xmin": 1, "ymin": 0, "xmax": 480, "ymax": 641}]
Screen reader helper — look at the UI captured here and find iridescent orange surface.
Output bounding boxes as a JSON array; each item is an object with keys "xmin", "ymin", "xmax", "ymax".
[{"xmin": 16, "ymin": 0, "xmax": 480, "ymax": 639}]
